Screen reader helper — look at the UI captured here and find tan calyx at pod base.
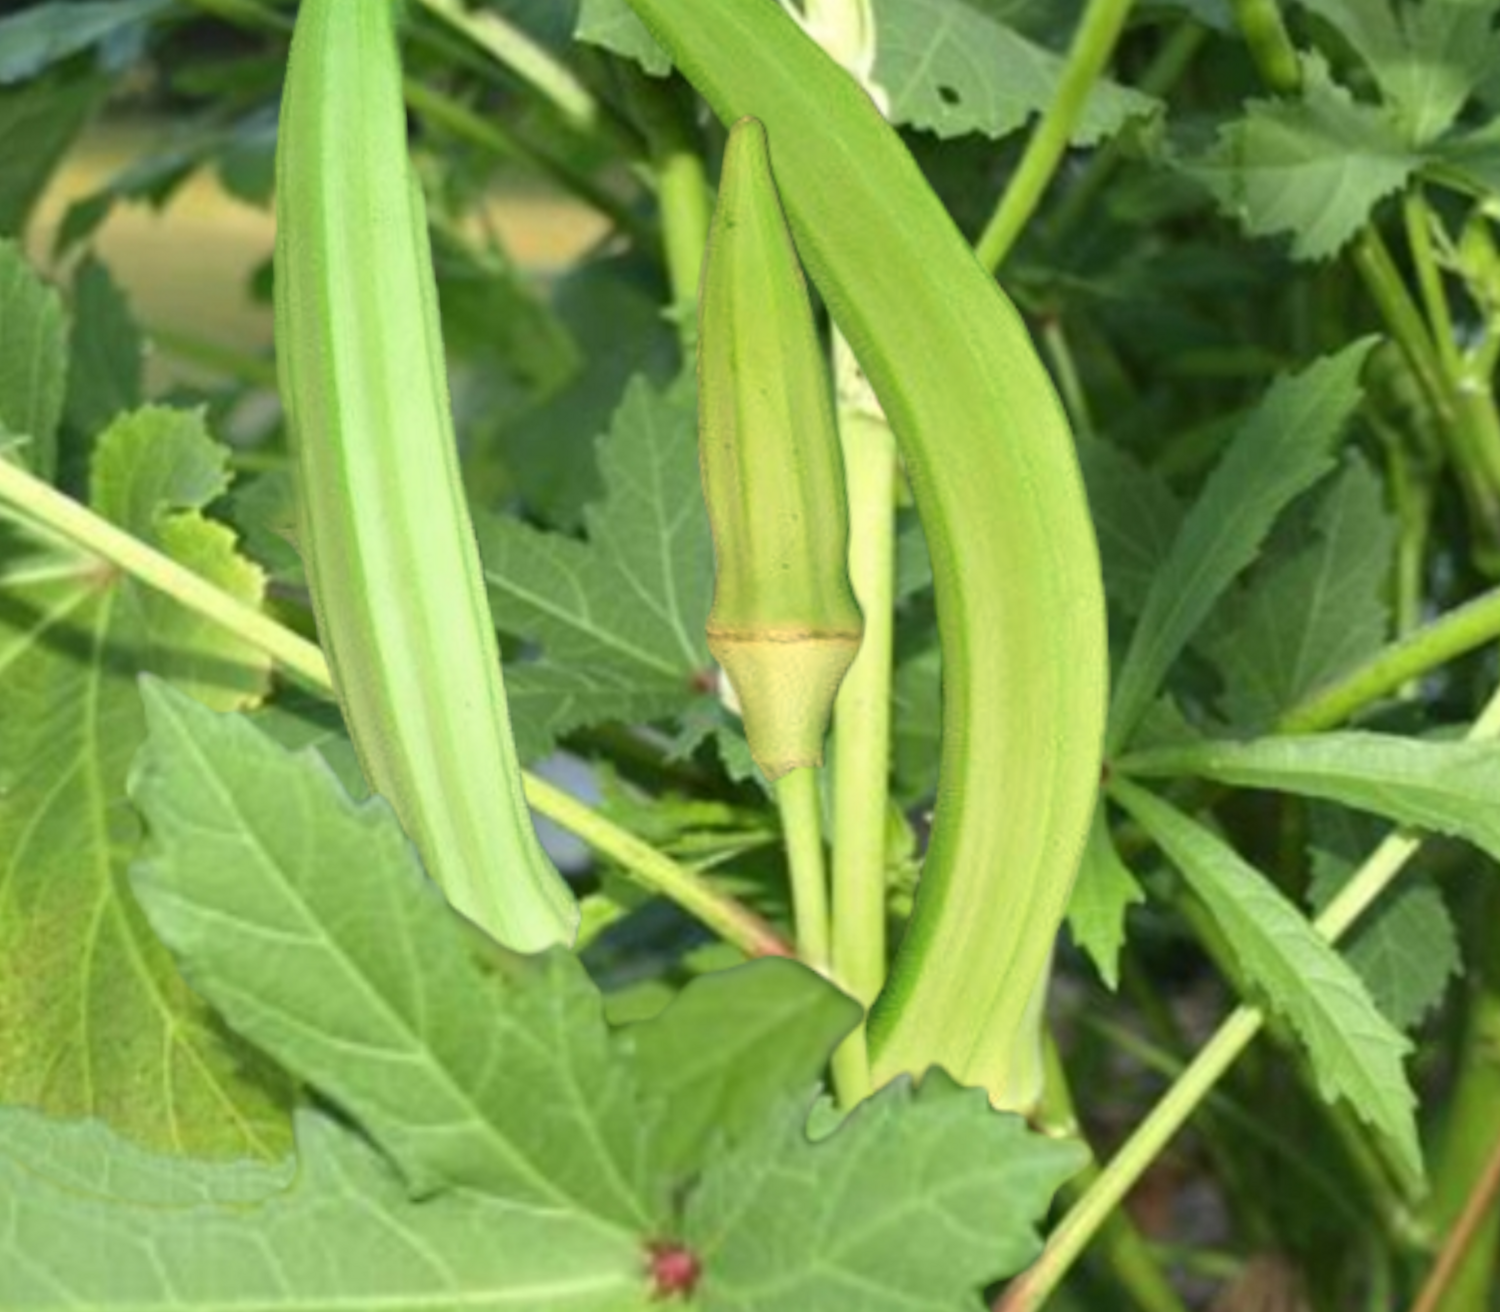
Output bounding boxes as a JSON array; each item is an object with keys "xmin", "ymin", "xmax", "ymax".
[
  {"xmin": 698, "ymin": 117, "xmax": 864, "ymax": 782},
  {"xmin": 707, "ymin": 625, "xmax": 862, "ymax": 781}
]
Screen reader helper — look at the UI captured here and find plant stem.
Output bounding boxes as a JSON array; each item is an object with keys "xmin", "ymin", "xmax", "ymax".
[
  {"xmin": 829, "ymin": 332, "xmax": 897, "ymax": 1108},
  {"xmin": 1355, "ymin": 224, "xmax": 1500, "ymax": 570},
  {"xmin": 1032, "ymin": 1036, "xmax": 1191, "ymax": 1312},
  {"xmin": 149, "ymin": 325, "xmax": 279, "ymax": 390},
  {"xmin": 1411, "ymin": 1127, "xmax": 1500, "ymax": 1312},
  {"xmin": 1419, "ymin": 886, "xmax": 1500, "ymax": 1312},
  {"xmin": 976, "ymin": 0, "xmax": 1136, "ymax": 273},
  {"xmin": 178, "ymin": 0, "xmax": 291, "ymax": 35},
  {"xmin": 1000, "ymin": 1008, "xmax": 1264, "ymax": 1312},
  {"xmin": 795, "ymin": 0, "xmax": 894, "ymax": 1111},
  {"xmin": 523, "ymin": 773, "xmax": 791, "ymax": 958},
  {"xmin": 622, "ymin": 72, "xmax": 711, "ymax": 350},
  {"xmin": 776, "ymin": 766, "xmax": 833, "ymax": 971},
  {"xmin": 0, "ymin": 455, "xmax": 329, "ymax": 689},
  {"xmin": 0, "ymin": 456, "xmax": 790, "ymax": 961},
  {"xmin": 1277, "ymin": 585, "xmax": 1500, "ymax": 731},
  {"xmin": 1352, "ymin": 228, "xmax": 1453, "ymax": 428},
  {"xmin": 1404, "ymin": 190, "xmax": 1462, "ymax": 378},
  {"xmin": 1400, "ymin": 192, "xmax": 1500, "ymax": 570},
  {"xmin": 1047, "ymin": 21, "xmax": 1206, "ymax": 246},
  {"xmin": 1231, "ymin": 0, "xmax": 1301, "ymax": 94},
  {"xmin": 414, "ymin": 0, "xmax": 605, "ymax": 140},
  {"xmin": 400, "ymin": 77, "xmax": 652, "ymax": 247},
  {"xmin": 1040, "ymin": 316, "xmax": 1096, "ymax": 440},
  {"xmin": 1001, "ymin": 681, "xmax": 1500, "ymax": 1311}
]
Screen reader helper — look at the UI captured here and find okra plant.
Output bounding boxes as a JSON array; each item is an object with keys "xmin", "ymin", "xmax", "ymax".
[{"xmin": 0, "ymin": 0, "xmax": 1499, "ymax": 1309}]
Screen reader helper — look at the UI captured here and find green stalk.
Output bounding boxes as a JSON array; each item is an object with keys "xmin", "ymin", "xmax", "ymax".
[
  {"xmin": 1040, "ymin": 316, "xmax": 1096, "ymax": 439},
  {"xmin": 415, "ymin": 0, "xmax": 604, "ymax": 138},
  {"xmin": 0, "ymin": 453, "xmax": 790, "ymax": 961},
  {"xmin": 622, "ymin": 71, "xmax": 711, "ymax": 347},
  {"xmin": 1230, "ymin": 0, "xmax": 1300, "ymax": 94},
  {"xmin": 1046, "ymin": 21, "xmax": 1207, "ymax": 246},
  {"xmin": 1037, "ymin": 1037, "xmax": 1191, "ymax": 1312},
  {"xmin": 1002, "ymin": 681, "xmax": 1500, "ymax": 1310},
  {"xmin": 1404, "ymin": 190, "xmax": 1462, "ymax": 378},
  {"xmin": 1414, "ymin": 1128, "xmax": 1500, "ymax": 1312},
  {"xmin": 800, "ymin": 0, "xmax": 897, "ymax": 1111},
  {"xmin": 1278, "ymin": 585, "xmax": 1500, "ymax": 732},
  {"xmin": 976, "ymin": 0, "xmax": 1136, "ymax": 273},
  {"xmin": 1352, "ymin": 229, "xmax": 1454, "ymax": 431},
  {"xmin": 399, "ymin": 77, "xmax": 651, "ymax": 247},
  {"xmin": 178, "ymin": 0, "xmax": 646, "ymax": 238},
  {"xmin": 148, "ymin": 325, "xmax": 279, "ymax": 390},
  {"xmin": 829, "ymin": 332, "xmax": 897, "ymax": 1106},
  {"xmin": 1400, "ymin": 190, "xmax": 1500, "ymax": 571},
  {"xmin": 178, "ymin": 0, "xmax": 291, "ymax": 35},
  {"xmin": 777, "ymin": 767, "xmax": 833, "ymax": 971},
  {"xmin": 1418, "ymin": 885, "xmax": 1500, "ymax": 1312}
]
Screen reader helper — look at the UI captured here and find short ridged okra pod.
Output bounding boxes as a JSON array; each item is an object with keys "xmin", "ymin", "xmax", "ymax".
[
  {"xmin": 274, "ymin": 0, "xmax": 576, "ymax": 950},
  {"xmin": 698, "ymin": 118, "xmax": 864, "ymax": 784}
]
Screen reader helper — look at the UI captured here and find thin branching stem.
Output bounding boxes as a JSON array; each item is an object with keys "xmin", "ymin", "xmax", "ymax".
[{"xmin": 0, "ymin": 456, "xmax": 790, "ymax": 961}]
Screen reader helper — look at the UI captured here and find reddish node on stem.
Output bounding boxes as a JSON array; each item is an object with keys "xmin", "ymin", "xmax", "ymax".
[
  {"xmin": 647, "ymin": 1239, "xmax": 702, "ymax": 1300},
  {"xmin": 690, "ymin": 667, "xmax": 719, "ymax": 695}
]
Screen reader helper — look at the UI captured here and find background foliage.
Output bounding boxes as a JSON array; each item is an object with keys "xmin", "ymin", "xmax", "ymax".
[{"xmin": 1, "ymin": 0, "xmax": 1499, "ymax": 1308}]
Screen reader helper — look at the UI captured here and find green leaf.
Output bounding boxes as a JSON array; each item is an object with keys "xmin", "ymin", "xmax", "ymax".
[
  {"xmin": 64, "ymin": 254, "xmax": 143, "ymax": 439},
  {"xmin": 1067, "ymin": 804, "xmax": 1144, "ymax": 989},
  {"xmin": 1107, "ymin": 340, "xmax": 1373, "ymax": 752},
  {"xmin": 0, "ymin": 405, "xmax": 284, "ymax": 1159},
  {"xmin": 628, "ymin": 958, "xmax": 860, "ymax": 1176},
  {"xmin": 1309, "ymin": 846, "xmax": 1460, "ymax": 1030},
  {"xmin": 0, "ymin": 1108, "xmax": 648, "ymax": 1311},
  {"xmin": 871, "ymin": 0, "xmax": 1158, "ymax": 144},
  {"xmin": 1303, "ymin": 809, "xmax": 1459, "ymax": 1031},
  {"xmin": 1203, "ymin": 454, "xmax": 1396, "ymax": 730},
  {"xmin": 0, "ymin": 68, "xmax": 108, "ymax": 238},
  {"xmin": 685, "ymin": 1071, "xmax": 1087, "ymax": 1311},
  {"xmin": 433, "ymin": 224, "xmax": 579, "ymax": 394},
  {"xmin": 221, "ymin": 467, "xmax": 304, "ymax": 588},
  {"xmin": 0, "ymin": 0, "xmax": 170, "ymax": 85},
  {"xmin": 892, "ymin": 638, "xmax": 942, "ymax": 804},
  {"xmin": 1120, "ymin": 732, "xmax": 1500, "ymax": 864},
  {"xmin": 1297, "ymin": 0, "xmax": 1500, "ymax": 142},
  {"xmin": 1077, "ymin": 437, "xmax": 1184, "ymax": 618},
  {"xmin": 576, "ymin": 0, "xmax": 672, "ymax": 75},
  {"xmin": 1185, "ymin": 61, "xmax": 1420, "ymax": 260},
  {"xmin": 496, "ymin": 257, "xmax": 680, "ymax": 525},
  {"xmin": 478, "ymin": 376, "xmax": 714, "ymax": 761},
  {"xmin": 1110, "ymin": 778, "xmax": 1421, "ymax": 1179},
  {"xmin": 0, "ymin": 239, "xmax": 66, "ymax": 478},
  {"xmin": 129, "ymin": 678, "xmax": 662, "ymax": 1230},
  {"xmin": 1429, "ymin": 118, "xmax": 1500, "ymax": 196},
  {"xmin": 249, "ymin": 688, "xmax": 368, "ymax": 798}
]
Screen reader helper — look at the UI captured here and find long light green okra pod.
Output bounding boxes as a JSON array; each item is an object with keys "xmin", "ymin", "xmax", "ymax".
[
  {"xmin": 626, "ymin": 0, "xmax": 1108, "ymax": 1111},
  {"xmin": 274, "ymin": 0, "xmax": 576, "ymax": 950}
]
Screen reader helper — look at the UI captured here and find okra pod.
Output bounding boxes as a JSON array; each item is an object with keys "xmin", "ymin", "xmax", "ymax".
[
  {"xmin": 274, "ymin": 0, "xmax": 575, "ymax": 950},
  {"xmin": 698, "ymin": 117, "xmax": 864, "ymax": 783},
  {"xmin": 623, "ymin": 0, "xmax": 1109, "ymax": 1112}
]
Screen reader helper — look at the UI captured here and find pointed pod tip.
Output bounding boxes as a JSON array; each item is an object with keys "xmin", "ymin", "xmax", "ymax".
[{"xmin": 724, "ymin": 115, "xmax": 771, "ymax": 170}]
